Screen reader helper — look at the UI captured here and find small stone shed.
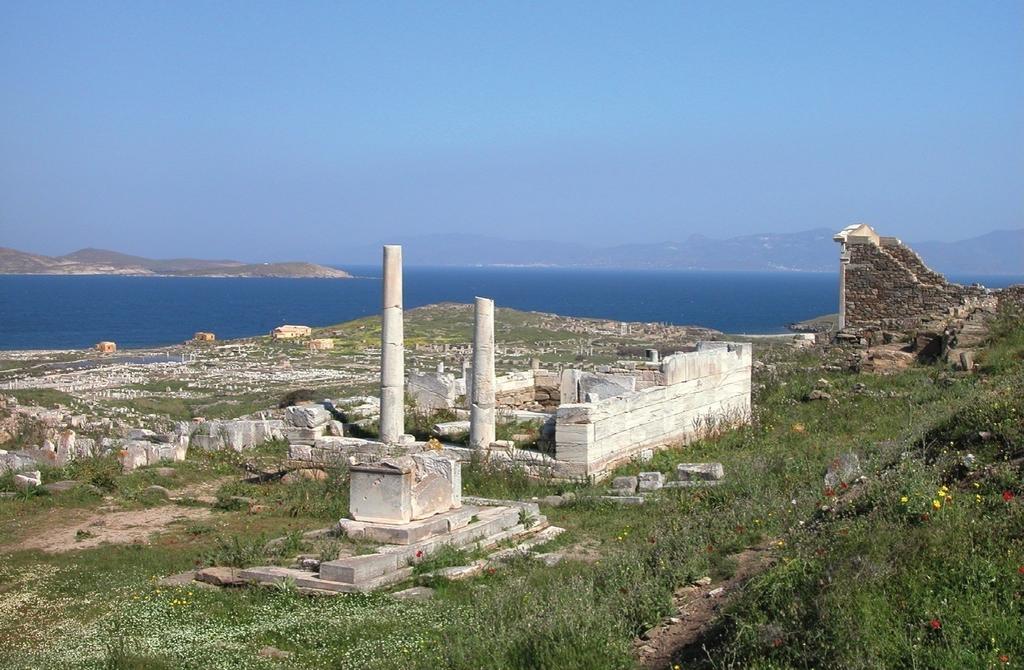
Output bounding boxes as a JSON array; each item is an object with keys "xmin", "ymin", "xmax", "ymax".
[{"xmin": 271, "ymin": 324, "xmax": 313, "ymax": 339}]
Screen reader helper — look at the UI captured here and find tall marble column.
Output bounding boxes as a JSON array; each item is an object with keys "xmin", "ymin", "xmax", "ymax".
[
  {"xmin": 469, "ymin": 297, "xmax": 496, "ymax": 448},
  {"xmin": 379, "ymin": 245, "xmax": 404, "ymax": 444}
]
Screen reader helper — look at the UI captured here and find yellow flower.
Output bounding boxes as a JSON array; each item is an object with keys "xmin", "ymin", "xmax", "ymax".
[
  {"xmin": 975, "ymin": 494, "xmax": 982, "ymax": 503},
  {"xmin": 900, "ymin": 496, "xmax": 909, "ymax": 504},
  {"xmin": 973, "ymin": 482, "xmax": 981, "ymax": 489},
  {"xmin": 932, "ymin": 499, "xmax": 942, "ymax": 510}
]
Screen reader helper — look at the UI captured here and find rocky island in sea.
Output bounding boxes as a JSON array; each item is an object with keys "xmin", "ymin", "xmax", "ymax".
[{"xmin": 0, "ymin": 246, "xmax": 352, "ymax": 279}]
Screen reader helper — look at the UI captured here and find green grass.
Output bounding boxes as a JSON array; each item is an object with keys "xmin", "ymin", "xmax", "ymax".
[
  {"xmin": 214, "ymin": 465, "xmax": 349, "ymax": 521},
  {"xmin": 3, "ymin": 388, "xmax": 78, "ymax": 408},
  {"xmin": 1, "ymin": 312, "xmax": 1021, "ymax": 669},
  {"xmin": 108, "ymin": 390, "xmax": 282, "ymax": 422}
]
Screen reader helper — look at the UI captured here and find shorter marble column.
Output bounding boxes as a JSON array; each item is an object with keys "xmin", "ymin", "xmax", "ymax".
[{"xmin": 469, "ymin": 297, "xmax": 496, "ymax": 448}]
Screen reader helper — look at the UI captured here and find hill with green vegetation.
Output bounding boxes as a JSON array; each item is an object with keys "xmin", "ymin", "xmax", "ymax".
[{"xmin": 0, "ymin": 246, "xmax": 352, "ymax": 278}]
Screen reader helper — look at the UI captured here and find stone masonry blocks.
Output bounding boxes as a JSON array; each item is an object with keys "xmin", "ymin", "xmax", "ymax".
[{"xmin": 553, "ymin": 341, "xmax": 751, "ymax": 476}]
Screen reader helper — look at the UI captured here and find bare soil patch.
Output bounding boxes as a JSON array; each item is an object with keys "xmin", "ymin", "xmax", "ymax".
[{"xmin": 9, "ymin": 505, "xmax": 211, "ymax": 553}]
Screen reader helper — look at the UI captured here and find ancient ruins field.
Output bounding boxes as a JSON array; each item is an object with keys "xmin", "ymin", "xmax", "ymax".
[{"xmin": 1, "ymin": 303, "xmax": 1023, "ymax": 669}]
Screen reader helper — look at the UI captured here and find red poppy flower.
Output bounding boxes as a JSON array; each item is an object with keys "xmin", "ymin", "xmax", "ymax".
[
  {"xmin": 1002, "ymin": 490, "xmax": 1015, "ymax": 502},
  {"xmin": 839, "ymin": 482, "xmax": 849, "ymax": 490},
  {"xmin": 1018, "ymin": 565, "xmax": 1024, "ymax": 575},
  {"xmin": 929, "ymin": 619, "xmax": 941, "ymax": 630},
  {"xmin": 999, "ymin": 655, "xmax": 1009, "ymax": 664},
  {"xmin": 824, "ymin": 487, "xmax": 836, "ymax": 497},
  {"xmin": 771, "ymin": 637, "xmax": 783, "ymax": 648},
  {"xmin": 415, "ymin": 550, "xmax": 423, "ymax": 558}
]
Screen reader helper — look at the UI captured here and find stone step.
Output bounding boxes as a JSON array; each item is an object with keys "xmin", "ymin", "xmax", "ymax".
[
  {"xmin": 319, "ymin": 553, "xmax": 399, "ymax": 585},
  {"xmin": 318, "ymin": 505, "xmax": 540, "ymax": 589},
  {"xmin": 486, "ymin": 525, "xmax": 564, "ymax": 562},
  {"xmin": 239, "ymin": 564, "xmax": 415, "ymax": 593},
  {"xmin": 337, "ymin": 505, "xmax": 479, "ymax": 545}
]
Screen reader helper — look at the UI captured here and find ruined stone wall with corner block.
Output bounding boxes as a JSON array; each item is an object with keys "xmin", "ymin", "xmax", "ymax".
[
  {"xmin": 531, "ymin": 370, "xmax": 561, "ymax": 410},
  {"xmin": 553, "ymin": 341, "xmax": 751, "ymax": 478},
  {"xmin": 844, "ymin": 237, "xmax": 990, "ymax": 332},
  {"xmin": 492, "ymin": 370, "xmax": 561, "ymax": 412},
  {"xmin": 410, "ymin": 368, "xmax": 561, "ymax": 412},
  {"xmin": 493, "ymin": 371, "xmax": 538, "ymax": 410}
]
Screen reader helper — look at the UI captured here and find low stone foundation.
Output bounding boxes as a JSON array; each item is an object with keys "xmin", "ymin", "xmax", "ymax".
[
  {"xmin": 554, "ymin": 342, "xmax": 752, "ymax": 478},
  {"xmin": 240, "ymin": 499, "xmax": 546, "ymax": 593}
]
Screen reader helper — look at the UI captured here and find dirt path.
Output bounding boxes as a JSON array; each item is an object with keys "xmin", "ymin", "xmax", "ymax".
[
  {"xmin": 175, "ymin": 475, "xmax": 235, "ymax": 504},
  {"xmin": 635, "ymin": 476, "xmax": 881, "ymax": 668},
  {"xmin": 636, "ymin": 544, "xmax": 776, "ymax": 669},
  {"xmin": 2, "ymin": 476, "xmax": 234, "ymax": 554},
  {"xmin": 10, "ymin": 505, "xmax": 212, "ymax": 553}
]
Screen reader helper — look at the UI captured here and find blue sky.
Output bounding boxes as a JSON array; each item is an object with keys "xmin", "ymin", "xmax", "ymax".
[{"xmin": 1, "ymin": 1, "xmax": 1021, "ymax": 262}]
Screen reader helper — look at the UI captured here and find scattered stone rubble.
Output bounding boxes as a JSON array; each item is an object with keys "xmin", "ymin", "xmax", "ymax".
[{"xmin": 603, "ymin": 462, "xmax": 725, "ymax": 503}]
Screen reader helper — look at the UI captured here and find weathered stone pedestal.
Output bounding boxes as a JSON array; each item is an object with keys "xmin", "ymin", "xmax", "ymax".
[
  {"xmin": 239, "ymin": 447, "xmax": 551, "ymax": 593},
  {"xmin": 348, "ymin": 453, "xmax": 461, "ymax": 525}
]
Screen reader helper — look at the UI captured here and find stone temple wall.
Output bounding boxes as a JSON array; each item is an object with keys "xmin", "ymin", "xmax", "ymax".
[
  {"xmin": 842, "ymin": 230, "xmax": 991, "ymax": 333},
  {"xmin": 553, "ymin": 342, "xmax": 751, "ymax": 478}
]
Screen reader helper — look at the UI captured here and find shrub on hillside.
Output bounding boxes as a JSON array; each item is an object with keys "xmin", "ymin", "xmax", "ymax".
[{"xmin": 277, "ymin": 389, "xmax": 316, "ymax": 408}]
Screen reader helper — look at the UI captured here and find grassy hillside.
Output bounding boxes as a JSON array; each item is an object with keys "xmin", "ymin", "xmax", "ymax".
[{"xmin": 0, "ymin": 311, "xmax": 1021, "ymax": 669}]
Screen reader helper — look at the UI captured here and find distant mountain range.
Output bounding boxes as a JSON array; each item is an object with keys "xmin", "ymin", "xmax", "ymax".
[
  {"xmin": 0, "ymin": 247, "xmax": 352, "ymax": 278},
  {"xmin": 340, "ymin": 228, "xmax": 1023, "ymax": 275},
  {"xmin": 3, "ymin": 227, "xmax": 1020, "ymax": 278}
]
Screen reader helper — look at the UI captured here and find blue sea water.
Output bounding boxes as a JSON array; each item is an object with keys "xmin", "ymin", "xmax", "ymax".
[{"xmin": 0, "ymin": 267, "xmax": 1019, "ymax": 350}]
